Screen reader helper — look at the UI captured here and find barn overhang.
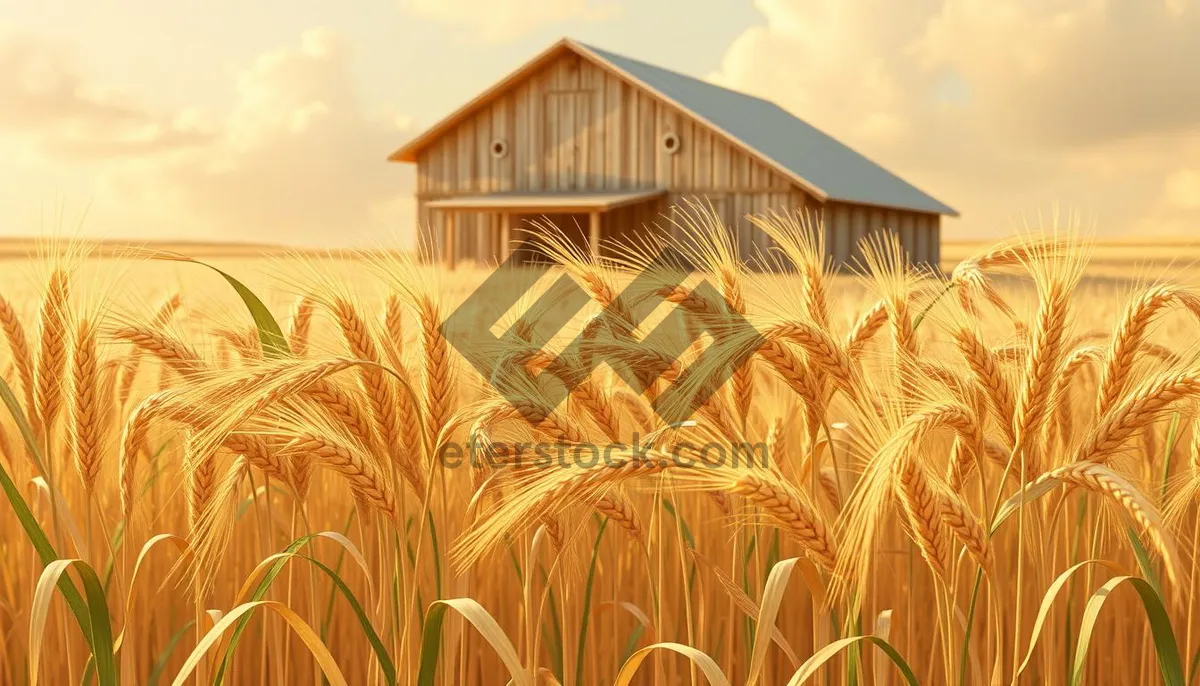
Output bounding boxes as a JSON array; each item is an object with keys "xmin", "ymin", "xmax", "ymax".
[
  {"xmin": 426, "ymin": 189, "xmax": 666, "ymax": 268},
  {"xmin": 426, "ymin": 189, "xmax": 666, "ymax": 214}
]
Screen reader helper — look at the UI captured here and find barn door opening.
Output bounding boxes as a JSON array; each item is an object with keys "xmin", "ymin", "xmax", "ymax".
[{"xmin": 509, "ymin": 213, "xmax": 591, "ymax": 266}]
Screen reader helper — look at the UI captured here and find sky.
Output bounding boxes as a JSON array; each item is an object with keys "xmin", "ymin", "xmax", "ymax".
[{"xmin": 2, "ymin": 0, "xmax": 1198, "ymax": 247}]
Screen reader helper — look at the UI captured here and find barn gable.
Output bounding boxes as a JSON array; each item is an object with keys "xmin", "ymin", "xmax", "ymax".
[
  {"xmin": 390, "ymin": 38, "xmax": 956, "ymax": 217},
  {"xmin": 389, "ymin": 38, "xmax": 951, "ymax": 269}
]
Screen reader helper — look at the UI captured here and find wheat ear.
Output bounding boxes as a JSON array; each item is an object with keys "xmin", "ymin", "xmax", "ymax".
[
  {"xmin": 1097, "ymin": 285, "xmax": 1180, "ymax": 417},
  {"xmin": 845, "ymin": 300, "xmax": 888, "ymax": 358},
  {"xmin": 954, "ymin": 327, "xmax": 1016, "ymax": 444},
  {"xmin": 33, "ymin": 269, "xmax": 70, "ymax": 441},
  {"xmin": 594, "ymin": 492, "xmax": 645, "ymax": 545},
  {"xmin": 938, "ymin": 489, "xmax": 992, "ymax": 575},
  {"xmin": 416, "ymin": 294, "xmax": 453, "ymax": 452},
  {"xmin": 1012, "ymin": 280, "xmax": 1071, "ymax": 474},
  {"xmin": 70, "ymin": 319, "xmax": 105, "ymax": 495},
  {"xmin": 1076, "ymin": 371, "xmax": 1200, "ymax": 465},
  {"xmin": 289, "ymin": 433, "xmax": 398, "ymax": 523},
  {"xmin": 185, "ymin": 435, "xmax": 217, "ymax": 531},
  {"xmin": 331, "ymin": 297, "xmax": 424, "ymax": 494},
  {"xmin": 732, "ymin": 472, "xmax": 837, "ymax": 570},
  {"xmin": 894, "ymin": 453, "xmax": 951, "ymax": 582},
  {"xmin": 0, "ymin": 294, "xmax": 35, "ymax": 415},
  {"xmin": 288, "ymin": 295, "xmax": 316, "ymax": 357},
  {"xmin": 1040, "ymin": 461, "xmax": 1180, "ymax": 585},
  {"xmin": 382, "ymin": 292, "xmax": 405, "ymax": 369}
]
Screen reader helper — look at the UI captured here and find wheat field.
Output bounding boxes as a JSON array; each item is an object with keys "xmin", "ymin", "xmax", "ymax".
[{"xmin": 2, "ymin": 207, "xmax": 1200, "ymax": 685}]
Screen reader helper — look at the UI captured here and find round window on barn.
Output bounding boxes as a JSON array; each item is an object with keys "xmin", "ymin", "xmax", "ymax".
[
  {"xmin": 661, "ymin": 132, "xmax": 681, "ymax": 154},
  {"xmin": 490, "ymin": 139, "xmax": 509, "ymax": 159}
]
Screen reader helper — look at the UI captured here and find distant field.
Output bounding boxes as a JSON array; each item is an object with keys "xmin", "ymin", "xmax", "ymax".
[{"xmin": 941, "ymin": 239, "xmax": 1200, "ymax": 281}]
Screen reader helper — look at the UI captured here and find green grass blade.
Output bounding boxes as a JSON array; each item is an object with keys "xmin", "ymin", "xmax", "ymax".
[
  {"xmin": 416, "ymin": 598, "xmax": 529, "ymax": 686},
  {"xmin": 214, "ymin": 533, "xmax": 364, "ymax": 684},
  {"xmin": 1072, "ymin": 575, "xmax": 1183, "ymax": 686},
  {"xmin": 320, "ymin": 508, "xmax": 357, "ymax": 643},
  {"xmin": 785, "ymin": 635, "xmax": 919, "ymax": 686},
  {"xmin": 575, "ymin": 517, "xmax": 609, "ymax": 686},
  {"xmin": 32, "ymin": 560, "xmax": 117, "ymax": 686},
  {"xmin": 301, "ymin": 554, "xmax": 396, "ymax": 685},
  {"xmin": 1126, "ymin": 526, "xmax": 1163, "ymax": 598},
  {"xmin": 1016, "ymin": 559, "xmax": 1118, "ymax": 676},
  {"xmin": 146, "ymin": 620, "xmax": 196, "ymax": 686},
  {"xmin": 153, "ymin": 253, "xmax": 289, "ymax": 357},
  {"xmin": 75, "ymin": 562, "xmax": 119, "ymax": 686},
  {"xmin": 538, "ymin": 564, "xmax": 563, "ymax": 683},
  {"xmin": 427, "ymin": 510, "xmax": 443, "ymax": 600},
  {"xmin": 0, "ymin": 377, "xmax": 94, "ymax": 646}
]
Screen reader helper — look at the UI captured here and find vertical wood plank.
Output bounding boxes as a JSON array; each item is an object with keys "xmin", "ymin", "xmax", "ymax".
[
  {"xmin": 694, "ymin": 127, "xmax": 712, "ymax": 191},
  {"xmin": 931, "ymin": 216, "xmax": 942, "ymax": 271},
  {"xmin": 833, "ymin": 204, "xmax": 851, "ymax": 266},
  {"xmin": 444, "ymin": 211, "xmax": 456, "ymax": 269},
  {"xmin": 605, "ymin": 73, "xmax": 622, "ymax": 190},
  {"xmin": 500, "ymin": 212, "xmax": 511, "ymax": 260},
  {"xmin": 589, "ymin": 211, "xmax": 601, "ymax": 257},
  {"xmin": 850, "ymin": 205, "xmax": 867, "ymax": 267},
  {"xmin": 476, "ymin": 108, "xmax": 491, "ymax": 193},
  {"xmin": 884, "ymin": 210, "xmax": 900, "ymax": 251},
  {"xmin": 712, "ymin": 138, "xmax": 730, "ymax": 191},
  {"xmin": 676, "ymin": 117, "xmax": 693, "ymax": 190},
  {"xmin": 914, "ymin": 214, "xmax": 928, "ymax": 266},
  {"xmin": 639, "ymin": 92, "xmax": 654, "ymax": 186},
  {"xmin": 899, "ymin": 212, "xmax": 915, "ymax": 261}
]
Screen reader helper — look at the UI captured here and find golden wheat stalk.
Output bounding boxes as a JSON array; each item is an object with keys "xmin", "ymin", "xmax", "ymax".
[
  {"xmin": 33, "ymin": 269, "xmax": 70, "ymax": 441},
  {"xmin": 763, "ymin": 322, "xmax": 857, "ymax": 400},
  {"xmin": 1075, "ymin": 371, "xmax": 1200, "ymax": 465},
  {"xmin": 330, "ymin": 297, "xmax": 424, "ymax": 493},
  {"xmin": 416, "ymin": 294, "xmax": 453, "ymax": 450},
  {"xmin": 953, "ymin": 327, "xmax": 1017, "ymax": 443},
  {"xmin": 185, "ymin": 436, "xmax": 217, "ymax": 531},
  {"xmin": 1038, "ymin": 461, "xmax": 1180, "ymax": 585},
  {"xmin": 845, "ymin": 300, "xmax": 888, "ymax": 358},
  {"xmin": 0, "ymin": 294, "xmax": 36, "ymax": 415},
  {"xmin": 288, "ymin": 433, "xmax": 398, "ymax": 523},
  {"xmin": 70, "ymin": 318, "xmax": 105, "ymax": 495},
  {"xmin": 1096, "ymin": 285, "xmax": 1181, "ymax": 417},
  {"xmin": 732, "ymin": 471, "xmax": 837, "ymax": 570},
  {"xmin": 288, "ymin": 295, "xmax": 316, "ymax": 357},
  {"xmin": 937, "ymin": 488, "xmax": 992, "ymax": 574},
  {"xmin": 893, "ymin": 453, "xmax": 951, "ymax": 581}
]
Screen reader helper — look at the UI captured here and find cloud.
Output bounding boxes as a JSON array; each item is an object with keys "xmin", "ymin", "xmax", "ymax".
[
  {"xmin": 1165, "ymin": 169, "xmax": 1200, "ymax": 211},
  {"xmin": 0, "ymin": 27, "xmax": 418, "ymax": 248},
  {"xmin": 0, "ymin": 25, "xmax": 214, "ymax": 159},
  {"xmin": 398, "ymin": 0, "xmax": 621, "ymax": 42},
  {"xmin": 710, "ymin": 0, "xmax": 1200, "ymax": 237}
]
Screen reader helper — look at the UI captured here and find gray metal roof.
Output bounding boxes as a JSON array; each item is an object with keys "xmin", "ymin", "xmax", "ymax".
[{"xmin": 577, "ymin": 42, "xmax": 958, "ymax": 217}]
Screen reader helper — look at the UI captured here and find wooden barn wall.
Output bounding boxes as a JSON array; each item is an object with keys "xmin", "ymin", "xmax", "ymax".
[
  {"xmin": 819, "ymin": 202, "xmax": 942, "ymax": 271},
  {"xmin": 414, "ymin": 51, "xmax": 812, "ymax": 263}
]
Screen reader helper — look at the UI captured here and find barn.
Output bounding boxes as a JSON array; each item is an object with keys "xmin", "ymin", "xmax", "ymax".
[{"xmin": 388, "ymin": 38, "xmax": 957, "ymax": 269}]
